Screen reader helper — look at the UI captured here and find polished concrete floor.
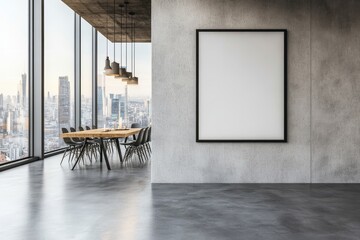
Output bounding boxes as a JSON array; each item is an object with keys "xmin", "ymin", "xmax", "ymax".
[{"xmin": 1, "ymin": 154, "xmax": 360, "ymax": 240}]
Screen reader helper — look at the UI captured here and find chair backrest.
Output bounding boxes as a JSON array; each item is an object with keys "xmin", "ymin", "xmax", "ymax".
[
  {"xmin": 70, "ymin": 127, "xmax": 82, "ymax": 142},
  {"xmin": 132, "ymin": 128, "xmax": 145, "ymax": 146},
  {"xmin": 61, "ymin": 128, "xmax": 74, "ymax": 145},
  {"xmin": 131, "ymin": 123, "xmax": 141, "ymax": 128},
  {"xmin": 79, "ymin": 126, "xmax": 84, "ymax": 131},
  {"xmin": 141, "ymin": 127, "xmax": 149, "ymax": 144},
  {"xmin": 86, "ymin": 126, "xmax": 91, "ymax": 130},
  {"xmin": 147, "ymin": 127, "xmax": 151, "ymax": 142},
  {"xmin": 130, "ymin": 123, "xmax": 141, "ymax": 140}
]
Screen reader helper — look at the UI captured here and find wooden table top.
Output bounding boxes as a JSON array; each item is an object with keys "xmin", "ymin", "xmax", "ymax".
[{"xmin": 60, "ymin": 128, "xmax": 141, "ymax": 138}]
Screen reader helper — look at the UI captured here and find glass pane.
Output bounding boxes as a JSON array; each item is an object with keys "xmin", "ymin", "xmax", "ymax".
[
  {"xmin": 44, "ymin": 0, "xmax": 75, "ymax": 152},
  {"xmin": 97, "ymin": 32, "xmax": 151, "ymax": 129},
  {"xmin": 81, "ymin": 19, "xmax": 93, "ymax": 128},
  {"xmin": 0, "ymin": 0, "xmax": 29, "ymax": 164}
]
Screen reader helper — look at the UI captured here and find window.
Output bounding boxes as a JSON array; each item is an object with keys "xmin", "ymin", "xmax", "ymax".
[
  {"xmin": 81, "ymin": 19, "xmax": 93, "ymax": 127},
  {"xmin": 0, "ymin": 0, "xmax": 29, "ymax": 164},
  {"xmin": 0, "ymin": 1, "xmax": 151, "ymax": 164},
  {"xmin": 44, "ymin": 0, "xmax": 75, "ymax": 152},
  {"xmin": 126, "ymin": 43, "xmax": 152, "ymax": 127},
  {"xmin": 97, "ymin": 32, "xmax": 107, "ymax": 128},
  {"xmin": 97, "ymin": 32, "xmax": 151, "ymax": 129}
]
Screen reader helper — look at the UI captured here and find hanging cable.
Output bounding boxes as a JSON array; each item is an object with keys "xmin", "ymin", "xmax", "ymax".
[
  {"xmin": 113, "ymin": 0, "xmax": 116, "ymax": 61},
  {"xmin": 106, "ymin": 0, "xmax": 109, "ymax": 58},
  {"xmin": 125, "ymin": 2, "xmax": 128, "ymax": 69},
  {"xmin": 120, "ymin": 3, "xmax": 122, "ymax": 67},
  {"xmin": 133, "ymin": 13, "xmax": 135, "ymax": 77},
  {"xmin": 131, "ymin": 13, "xmax": 133, "ymax": 75}
]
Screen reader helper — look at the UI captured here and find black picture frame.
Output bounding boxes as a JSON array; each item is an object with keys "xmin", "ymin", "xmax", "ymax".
[{"xmin": 196, "ymin": 29, "xmax": 288, "ymax": 143}]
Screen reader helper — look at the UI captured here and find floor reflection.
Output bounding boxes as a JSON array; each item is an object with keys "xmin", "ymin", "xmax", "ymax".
[
  {"xmin": 1, "ymin": 156, "xmax": 360, "ymax": 240},
  {"xmin": 24, "ymin": 161, "xmax": 45, "ymax": 240}
]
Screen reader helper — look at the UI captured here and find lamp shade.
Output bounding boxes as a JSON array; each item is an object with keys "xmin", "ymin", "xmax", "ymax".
[
  {"xmin": 115, "ymin": 67, "xmax": 128, "ymax": 79},
  {"xmin": 108, "ymin": 61, "xmax": 120, "ymax": 76},
  {"xmin": 127, "ymin": 76, "xmax": 138, "ymax": 85},
  {"xmin": 104, "ymin": 56, "xmax": 112, "ymax": 70},
  {"xmin": 122, "ymin": 71, "xmax": 132, "ymax": 82},
  {"xmin": 104, "ymin": 56, "xmax": 112, "ymax": 76}
]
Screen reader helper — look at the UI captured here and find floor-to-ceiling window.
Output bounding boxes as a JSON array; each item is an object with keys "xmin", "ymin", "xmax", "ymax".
[
  {"xmin": 0, "ymin": 0, "xmax": 29, "ymax": 164},
  {"xmin": 127, "ymin": 43, "xmax": 152, "ymax": 127},
  {"xmin": 0, "ymin": 1, "xmax": 151, "ymax": 164},
  {"xmin": 97, "ymin": 33, "xmax": 107, "ymax": 128},
  {"xmin": 97, "ymin": 33, "xmax": 151, "ymax": 129},
  {"xmin": 81, "ymin": 19, "xmax": 93, "ymax": 127},
  {"xmin": 44, "ymin": 0, "xmax": 75, "ymax": 152}
]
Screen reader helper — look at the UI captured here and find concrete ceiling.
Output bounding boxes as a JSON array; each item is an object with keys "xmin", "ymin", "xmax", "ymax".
[{"xmin": 62, "ymin": 0, "xmax": 151, "ymax": 43}]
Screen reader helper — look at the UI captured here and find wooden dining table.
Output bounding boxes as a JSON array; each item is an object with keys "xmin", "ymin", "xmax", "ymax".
[{"xmin": 60, "ymin": 128, "xmax": 141, "ymax": 170}]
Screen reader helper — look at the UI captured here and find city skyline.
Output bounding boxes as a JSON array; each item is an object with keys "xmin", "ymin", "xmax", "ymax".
[
  {"xmin": 0, "ymin": 0, "xmax": 151, "ymax": 162},
  {"xmin": 0, "ymin": 0, "xmax": 151, "ymax": 98}
]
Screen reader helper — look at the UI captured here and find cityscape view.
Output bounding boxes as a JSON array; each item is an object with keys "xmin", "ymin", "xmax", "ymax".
[
  {"xmin": 0, "ymin": 0, "xmax": 151, "ymax": 164},
  {"xmin": 0, "ymin": 74, "xmax": 29, "ymax": 163},
  {"xmin": 1, "ymin": 72, "xmax": 152, "ymax": 161},
  {"xmin": 44, "ymin": 75, "xmax": 151, "ymax": 152}
]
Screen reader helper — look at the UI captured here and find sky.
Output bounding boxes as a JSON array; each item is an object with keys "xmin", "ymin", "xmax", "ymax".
[
  {"xmin": 0, "ymin": 0, "xmax": 151, "ymax": 98},
  {"xmin": 0, "ymin": 0, "xmax": 28, "ymax": 95}
]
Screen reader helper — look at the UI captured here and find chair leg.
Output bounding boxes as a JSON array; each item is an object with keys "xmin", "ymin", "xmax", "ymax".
[
  {"xmin": 60, "ymin": 147, "xmax": 71, "ymax": 165},
  {"xmin": 123, "ymin": 148, "xmax": 130, "ymax": 162},
  {"xmin": 144, "ymin": 145, "xmax": 150, "ymax": 159},
  {"xmin": 124, "ymin": 148, "xmax": 130, "ymax": 162},
  {"xmin": 148, "ymin": 142, "xmax": 152, "ymax": 153},
  {"xmin": 136, "ymin": 148, "xmax": 144, "ymax": 164},
  {"xmin": 139, "ymin": 146, "xmax": 147, "ymax": 161},
  {"xmin": 127, "ymin": 147, "xmax": 135, "ymax": 162}
]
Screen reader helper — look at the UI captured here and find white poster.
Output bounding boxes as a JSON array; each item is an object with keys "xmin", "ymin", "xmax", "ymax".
[{"xmin": 197, "ymin": 30, "xmax": 287, "ymax": 142}]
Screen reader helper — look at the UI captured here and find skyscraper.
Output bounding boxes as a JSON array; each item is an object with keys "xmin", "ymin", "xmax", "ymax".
[
  {"xmin": 111, "ymin": 94, "xmax": 120, "ymax": 120},
  {"xmin": 58, "ymin": 76, "xmax": 70, "ymax": 131},
  {"xmin": 20, "ymin": 74, "xmax": 27, "ymax": 108},
  {"xmin": 97, "ymin": 86, "xmax": 103, "ymax": 115},
  {"xmin": 124, "ymin": 85, "xmax": 128, "ymax": 126},
  {"xmin": 0, "ymin": 94, "xmax": 3, "ymax": 112},
  {"xmin": 110, "ymin": 94, "xmax": 126, "ymax": 121},
  {"xmin": 97, "ymin": 86, "xmax": 103, "ymax": 127},
  {"xmin": 6, "ymin": 110, "xmax": 14, "ymax": 134}
]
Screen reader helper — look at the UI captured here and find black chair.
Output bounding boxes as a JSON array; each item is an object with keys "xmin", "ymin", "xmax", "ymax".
[
  {"xmin": 124, "ymin": 123, "xmax": 141, "ymax": 143},
  {"xmin": 79, "ymin": 126, "xmax": 100, "ymax": 162},
  {"xmin": 60, "ymin": 128, "xmax": 83, "ymax": 165},
  {"xmin": 70, "ymin": 127, "xmax": 83, "ymax": 143},
  {"xmin": 140, "ymin": 127, "xmax": 150, "ymax": 160},
  {"xmin": 121, "ymin": 128, "xmax": 147, "ymax": 163},
  {"xmin": 145, "ymin": 126, "xmax": 152, "ymax": 155},
  {"xmin": 131, "ymin": 123, "xmax": 141, "ymax": 140},
  {"xmin": 69, "ymin": 127, "xmax": 98, "ymax": 164},
  {"xmin": 86, "ymin": 126, "xmax": 91, "ymax": 130}
]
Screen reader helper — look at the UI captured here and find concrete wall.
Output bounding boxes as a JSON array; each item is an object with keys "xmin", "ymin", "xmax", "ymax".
[{"xmin": 152, "ymin": 0, "xmax": 360, "ymax": 183}]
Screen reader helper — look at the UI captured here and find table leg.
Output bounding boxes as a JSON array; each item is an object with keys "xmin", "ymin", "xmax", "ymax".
[
  {"xmin": 115, "ymin": 138, "xmax": 123, "ymax": 162},
  {"xmin": 71, "ymin": 139, "xmax": 87, "ymax": 170},
  {"xmin": 100, "ymin": 138, "xmax": 111, "ymax": 170}
]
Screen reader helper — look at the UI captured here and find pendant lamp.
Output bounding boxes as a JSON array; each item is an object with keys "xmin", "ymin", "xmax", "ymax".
[
  {"xmin": 108, "ymin": 0, "xmax": 120, "ymax": 76},
  {"xmin": 115, "ymin": 3, "xmax": 128, "ymax": 79},
  {"xmin": 104, "ymin": 0, "xmax": 113, "ymax": 75},
  {"xmin": 127, "ymin": 12, "xmax": 138, "ymax": 85},
  {"xmin": 122, "ymin": 1, "xmax": 132, "ymax": 81}
]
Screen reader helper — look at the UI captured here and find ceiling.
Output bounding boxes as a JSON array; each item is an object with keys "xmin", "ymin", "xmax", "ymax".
[{"xmin": 62, "ymin": 0, "xmax": 151, "ymax": 43}]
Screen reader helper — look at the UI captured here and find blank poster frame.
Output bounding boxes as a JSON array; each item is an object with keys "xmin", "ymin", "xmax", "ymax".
[{"xmin": 196, "ymin": 29, "xmax": 287, "ymax": 142}]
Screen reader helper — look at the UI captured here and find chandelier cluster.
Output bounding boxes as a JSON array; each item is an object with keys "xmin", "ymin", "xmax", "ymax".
[{"xmin": 104, "ymin": 0, "xmax": 138, "ymax": 85}]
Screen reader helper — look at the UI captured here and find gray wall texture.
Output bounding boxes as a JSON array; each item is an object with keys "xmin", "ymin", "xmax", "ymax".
[{"xmin": 152, "ymin": 0, "xmax": 360, "ymax": 183}]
